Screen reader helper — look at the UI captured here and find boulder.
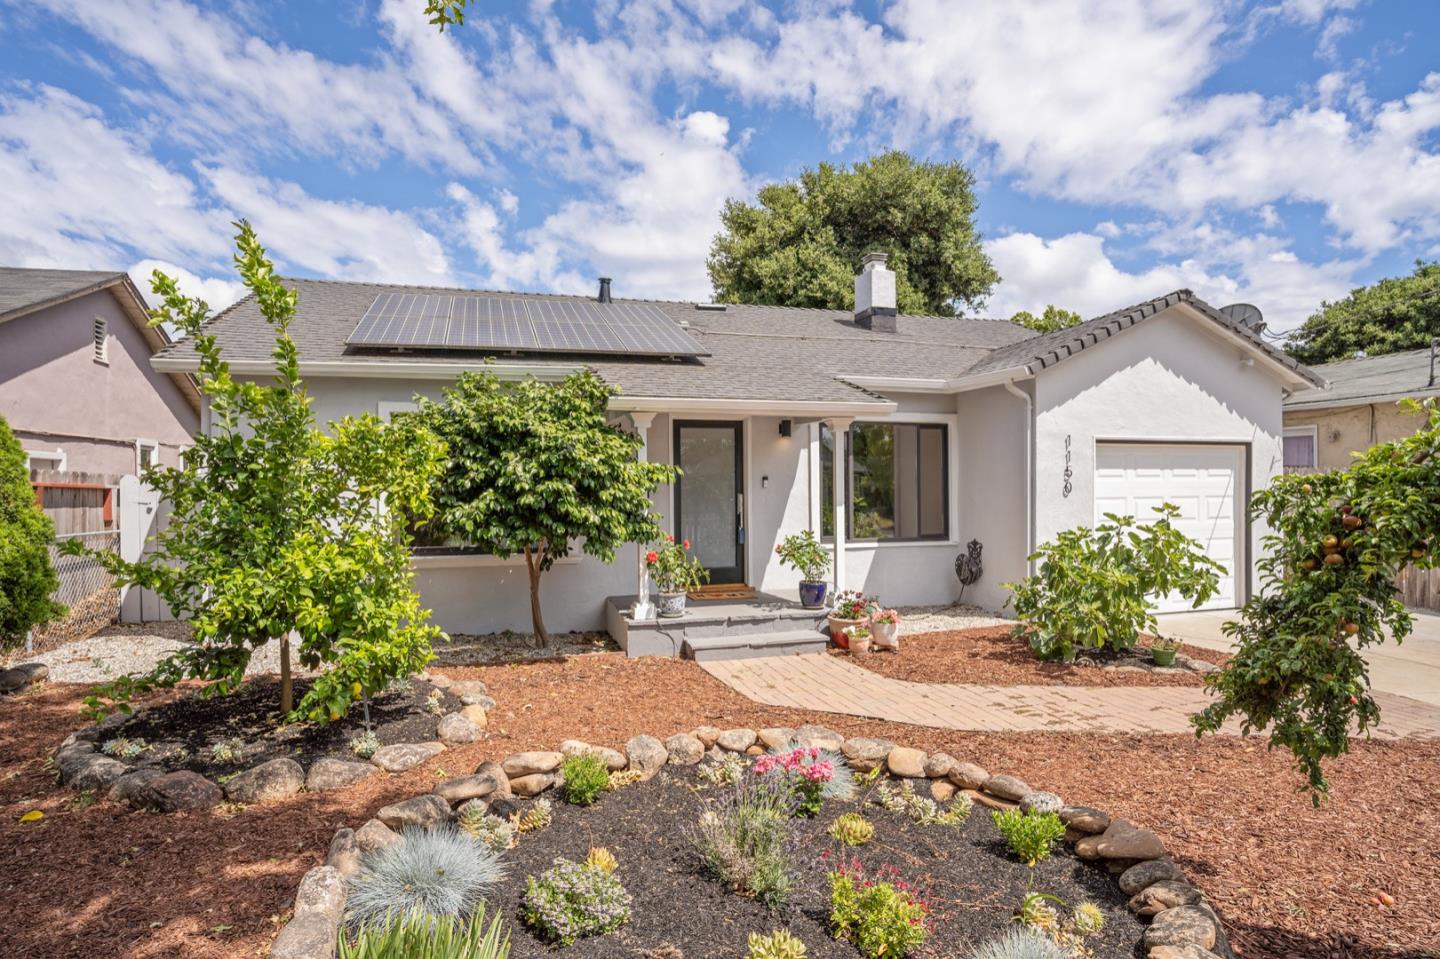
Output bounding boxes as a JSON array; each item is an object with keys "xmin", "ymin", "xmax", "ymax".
[
  {"xmin": 559, "ymin": 739, "xmax": 592, "ymax": 757},
  {"xmin": 377, "ymin": 794, "xmax": 452, "ymax": 831},
  {"xmin": 1144, "ymin": 906, "xmax": 1218, "ymax": 951},
  {"xmin": 947, "ymin": 762, "xmax": 990, "ymax": 789},
  {"xmin": 370, "ymin": 742, "xmax": 445, "ymax": 773},
  {"xmin": 474, "ymin": 761, "xmax": 512, "ymax": 796},
  {"xmin": 886, "ymin": 746, "xmax": 928, "ymax": 779},
  {"xmin": 1073, "ymin": 835, "xmax": 1103, "ymax": 860},
  {"xmin": 923, "ymin": 753, "xmax": 956, "ymax": 779},
  {"xmin": 757, "ymin": 727, "xmax": 796, "ymax": 751},
  {"xmin": 423, "ymin": 672, "xmax": 454, "ymax": 689},
  {"xmin": 224, "ymin": 758, "xmax": 304, "ymax": 804},
  {"xmin": 460, "ymin": 704, "xmax": 489, "ymax": 728},
  {"xmin": 139, "ymin": 771, "xmax": 222, "ymax": 812},
  {"xmin": 745, "ymin": 744, "xmax": 765, "ymax": 756},
  {"xmin": 664, "ymin": 733, "xmax": 705, "ymax": 765},
  {"xmin": 449, "ymin": 679, "xmax": 487, "ymax": 697},
  {"xmin": 326, "ymin": 828, "xmax": 361, "ymax": 877},
  {"xmin": 966, "ymin": 788, "xmax": 1020, "ymax": 812},
  {"xmin": 294, "ymin": 865, "xmax": 346, "ymax": 923},
  {"xmin": 981, "ymin": 773, "xmax": 1031, "ymax": 801},
  {"xmin": 1148, "ymin": 946, "xmax": 1222, "ymax": 959},
  {"xmin": 1120, "ymin": 859, "xmax": 1185, "ymax": 895},
  {"xmin": 433, "ymin": 771, "xmax": 504, "ymax": 805},
  {"xmin": 269, "ymin": 913, "xmax": 337, "ymax": 959},
  {"xmin": 502, "ymin": 751, "xmax": 564, "ymax": 777},
  {"xmin": 1096, "ymin": 819, "xmax": 1168, "ymax": 861},
  {"xmin": 1020, "ymin": 791, "xmax": 1063, "ymax": 815},
  {"xmin": 68, "ymin": 755, "xmax": 130, "ymax": 792},
  {"xmin": 355, "ymin": 818, "xmax": 400, "ymax": 853},
  {"xmin": 590, "ymin": 746, "xmax": 628, "ymax": 772},
  {"xmin": 716, "ymin": 728, "xmax": 758, "ymax": 752},
  {"xmin": 624, "ymin": 735, "xmax": 667, "ymax": 778},
  {"xmin": 1129, "ymin": 880, "xmax": 1202, "ymax": 916},
  {"xmin": 841, "ymin": 737, "xmax": 893, "ymax": 773},
  {"xmin": 1060, "ymin": 805, "xmax": 1110, "ymax": 835},
  {"xmin": 460, "ymin": 691, "xmax": 496, "ymax": 709},
  {"xmin": 437, "ymin": 712, "xmax": 484, "ymax": 744},
  {"xmin": 791, "ymin": 724, "xmax": 844, "ymax": 752},
  {"xmin": 691, "ymin": 725, "xmax": 722, "ymax": 748},
  {"xmin": 0, "ymin": 662, "xmax": 47, "ymax": 693},
  {"xmin": 305, "ymin": 758, "xmax": 378, "ymax": 792},
  {"xmin": 509, "ymin": 773, "xmax": 554, "ymax": 797},
  {"xmin": 930, "ymin": 779, "xmax": 959, "ymax": 802},
  {"xmin": 108, "ymin": 768, "xmax": 162, "ymax": 804}
]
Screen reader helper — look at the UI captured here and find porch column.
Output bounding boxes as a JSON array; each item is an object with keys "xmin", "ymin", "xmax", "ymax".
[
  {"xmin": 631, "ymin": 411, "xmax": 658, "ymax": 620},
  {"xmin": 826, "ymin": 417, "xmax": 853, "ymax": 594}
]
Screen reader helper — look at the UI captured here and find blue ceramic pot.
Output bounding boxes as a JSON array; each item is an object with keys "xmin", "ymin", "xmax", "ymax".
[{"xmin": 798, "ymin": 580, "xmax": 828, "ymax": 609}]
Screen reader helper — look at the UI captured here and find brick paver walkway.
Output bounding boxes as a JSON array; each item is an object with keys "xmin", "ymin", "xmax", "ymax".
[{"xmin": 701, "ymin": 654, "xmax": 1440, "ymax": 738}]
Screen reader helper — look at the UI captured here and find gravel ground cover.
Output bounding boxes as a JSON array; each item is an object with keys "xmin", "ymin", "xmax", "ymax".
[
  {"xmin": 27, "ymin": 622, "xmax": 285, "ymax": 684},
  {"xmin": 2, "ymin": 650, "xmax": 1436, "ymax": 958},
  {"xmin": 843, "ymin": 627, "xmax": 1230, "ymax": 688}
]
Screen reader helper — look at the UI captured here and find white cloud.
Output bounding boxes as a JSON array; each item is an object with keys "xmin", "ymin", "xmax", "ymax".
[{"xmin": 129, "ymin": 259, "xmax": 248, "ymax": 312}]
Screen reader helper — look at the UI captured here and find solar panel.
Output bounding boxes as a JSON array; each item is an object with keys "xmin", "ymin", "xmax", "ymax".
[{"xmin": 345, "ymin": 292, "xmax": 708, "ymax": 358}]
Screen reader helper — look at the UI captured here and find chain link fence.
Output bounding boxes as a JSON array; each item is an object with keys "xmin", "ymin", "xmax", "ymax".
[{"xmin": 19, "ymin": 531, "xmax": 122, "ymax": 658}]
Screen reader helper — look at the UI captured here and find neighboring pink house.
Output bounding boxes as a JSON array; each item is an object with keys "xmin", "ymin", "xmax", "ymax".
[{"xmin": 0, "ymin": 268, "xmax": 199, "ymax": 475}]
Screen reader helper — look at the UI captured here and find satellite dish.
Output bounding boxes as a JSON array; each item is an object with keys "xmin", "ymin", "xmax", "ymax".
[{"xmin": 1219, "ymin": 303, "xmax": 1265, "ymax": 334}]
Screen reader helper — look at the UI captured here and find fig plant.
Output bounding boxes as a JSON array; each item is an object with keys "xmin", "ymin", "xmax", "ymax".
[{"xmin": 1194, "ymin": 399, "xmax": 1440, "ymax": 800}]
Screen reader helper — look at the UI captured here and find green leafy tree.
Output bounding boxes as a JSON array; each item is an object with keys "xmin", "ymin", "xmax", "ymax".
[
  {"xmin": 417, "ymin": 370, "xmax": 676, "ymax": 646},
  {"xmin": 78, "ymin": 222, "xmax": 445, "ymax": 722},
  {"xmin": 0, "ymin": 415, "xmax": 63, "ymax": 649},
  {"xmin": 1284, "ymin": 261, "xmax": 1440, "ymax": 365},
  {"xmin": 708, "ymin": 151, "xmax": 999, "ymax": 315},
  {"xmin": 1194, "ymin": 400, "xmax": 1440, "ymax": 800},
  {"xmin": 1009, "ymin": 305, "xmax": 1083, "ymax": 334},
  {"xmin": 423, "ymin": 0, "xmax": 471, "ymax": 31},
  {"xmin": 1004, "ymin": 505, "xmax": 1223, "ymax": 662}
]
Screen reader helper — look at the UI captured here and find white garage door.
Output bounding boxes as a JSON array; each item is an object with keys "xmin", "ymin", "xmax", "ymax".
[{"xmin": 1094, "ymin": 443, "xmax": 1243, "ymax": 612}]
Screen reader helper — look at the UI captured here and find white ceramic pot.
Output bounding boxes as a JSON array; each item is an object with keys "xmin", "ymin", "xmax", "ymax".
[
  {"xmin": 871, "ymin": 620, "xmax": 900, "ymax": 651},
  {"xmin": 657, "ymin": 590, "xmax": 688, "ymax": 618}
]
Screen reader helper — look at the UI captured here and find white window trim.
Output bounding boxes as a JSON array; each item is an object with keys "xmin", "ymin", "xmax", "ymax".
[
  {"xmin": 135, "ymin": 438, "xmax": 159, "ymax": 472},
  {"xmin": 1283, "ymin": 424, "xmax": 1319, "ymax": 472},
  {"xmin": 378, "ymin": 400, "xmax": 421, "ymax": 422},
  {"xmin": 25, "ymin": 448, "xmax": 67, "ymax": 471},
  {"xmin": 807, "ymin": 411, "xmax": 961, "ymax": 548}
]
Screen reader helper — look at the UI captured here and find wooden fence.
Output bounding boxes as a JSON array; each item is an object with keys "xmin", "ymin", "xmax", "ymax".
[
  {"xmin": 1397, "ymin": 566, "xmax": 1440, "ymax": 612},
  {"xmin": 29, "ymin": 469, "xmax": 120, "ymax": 535}
]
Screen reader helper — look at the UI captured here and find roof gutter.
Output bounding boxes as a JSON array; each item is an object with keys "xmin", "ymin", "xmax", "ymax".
[
  {"xmin": 1284, "ymin": 388, "xmax": 1440, "ymax": 413},
  {"xmin": 151, "ymin": 357, "xmax": 580, "ymax": 381},
  {"xmin": 609, "ymin": 396, "xmax": 897, "ymax": 417},
  {"xmin": 838, "ymin": 366, "xmax": 1035, "ymax": 395}
]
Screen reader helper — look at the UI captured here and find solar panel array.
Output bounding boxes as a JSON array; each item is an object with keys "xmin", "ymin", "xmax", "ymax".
[{"xmin": 346, "ymin": 292, "xmax": 709, "ymax": 357}]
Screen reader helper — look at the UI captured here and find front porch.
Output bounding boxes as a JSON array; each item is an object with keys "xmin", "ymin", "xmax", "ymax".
[{"xmin": 604, "ymin": 592, "xmax": 830, "ymax": 661}]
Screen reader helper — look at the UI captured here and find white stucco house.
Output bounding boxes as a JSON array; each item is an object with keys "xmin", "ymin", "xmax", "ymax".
[{"xmin": 151, "ymin": 256, "xmax": 1321, "ymax": 657}]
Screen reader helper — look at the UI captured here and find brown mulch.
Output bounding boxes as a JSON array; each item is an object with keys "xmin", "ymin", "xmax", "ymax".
[
  {"xmin": 2, "ymin": 655, "xmax": 1436, "ymax": 959},
  {"xmin": 837, "ymin": 627, "xmax": 1231, "ymax": 688}
]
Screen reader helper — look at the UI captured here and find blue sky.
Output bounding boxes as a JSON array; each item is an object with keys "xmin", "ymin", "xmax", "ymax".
[{"xmin": 2, "ymin": 0, "xmax": 1438, "ymax": 331}]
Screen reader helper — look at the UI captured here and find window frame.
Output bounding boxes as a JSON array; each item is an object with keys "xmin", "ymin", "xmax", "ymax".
[
  {"xmin": 810, "ymin": 414, "xmax": 958, "ymax": 547},
  {"xmin": 135, "ymin": 438, "xmax": 159, "ymax": 473},
  {"xmin": 1282, "ymin": 424, "xmax": 1319, "ymax": 474},
  {"xmin": 25, "ymin": 448, "xmax": 66, "ymax": 472}
]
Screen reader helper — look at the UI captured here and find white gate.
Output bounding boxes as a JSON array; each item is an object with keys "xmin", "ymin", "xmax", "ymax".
[{"xmin": 118, "ymin": 475, "xmax": 176, "ymax": 622}]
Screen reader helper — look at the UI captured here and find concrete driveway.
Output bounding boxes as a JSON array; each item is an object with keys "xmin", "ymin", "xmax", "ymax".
[{"xmin": 1157, "ymin": 608, "xmax": 1440, "ymax": 707}]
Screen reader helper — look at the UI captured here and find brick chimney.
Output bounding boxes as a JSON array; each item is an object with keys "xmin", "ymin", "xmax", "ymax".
[{"xmin": 854, "ymin": 252, "xmax": 897, "ymax": 332}]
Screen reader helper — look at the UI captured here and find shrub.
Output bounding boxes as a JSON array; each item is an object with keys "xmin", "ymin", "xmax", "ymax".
[
  {"xmin": 828, "ymin": 812, "xmax": 874, "ymax": 846},
  {"xmin": 774, "ymin": 529, "xmax": 831, "ymax": 583},
  {"xmin": 991, "ymin": 810, "xmax": 1066, "ymax": 867},
  {"xmin": 747, "ymin": 928, "xmax": 807, "ymax": 959},
  {"xmin": 969, "ymin": 928, "xmax": 1071, "ymax": 959},
  {"xmin": 347, "ymin": 827, "xmax": 506, "ymax": 926},
  {"xmin": 521, "ymin": 858, "xmax": 631, "ymax": 945},
  {"xmin": 0, "ymin": 414, "xmax": 63, "ymax": 650},
  {"xmin": 690, "ymin": 773, "xmax": 796, "ymax": 910},
  {"xmin": 457, "ymin": 802, "xmax": 515, "ymax": 852},
  {"xmin": 1004, "ymin": 504, "xmax": 1222, "ymax": 661},
  {"xmin": 753, "ymin": 747, "xmax": 833, "ymax": 816},
  {"xmin": 875, "ymin": 779, "xmax": 971, "ymax": 826},
  {"xmin": 827, "ymin": 857, "xmax": 929, "ymax": 959},
  {"xmin": 338, "ymin": 905, "xmax": 510, "ymax": 959},
  {"xmin": 350, "ymin": 730, "xmax": 380, "ymax": 759},
  {"xmin": 561, "ymin": 753, "xmax": 610, "ymax": 806}
]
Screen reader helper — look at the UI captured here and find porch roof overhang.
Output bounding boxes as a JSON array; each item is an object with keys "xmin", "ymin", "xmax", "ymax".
[
  {"xmin": 608, "ymin": 395, "xmax": 897, "ymax": 417},
  {"xmin": 837, "ymin": 365, "xmax": 1034, "ymax": 395}
]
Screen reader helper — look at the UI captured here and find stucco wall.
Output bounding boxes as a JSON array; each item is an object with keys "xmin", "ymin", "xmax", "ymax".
[
  {"xmin": 1032, "ymin": 307, "xmax": 1287, "ymax": 603},
  {"xmin": 1284, "ymin": 402, "xmax": 1427, "ymax": 471},
  {"xmin": 953, "ymin": 384, "xmax": 1029, "ymax": 613},
  {"xmin": 0, "ymin": 289, "xmax": 196, "ymax": 473}
]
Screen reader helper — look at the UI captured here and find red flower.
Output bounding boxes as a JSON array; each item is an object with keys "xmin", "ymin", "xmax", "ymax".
[
  {"xmin": 665, "ymin": 533, "xmax": 674, "ymax": 542},
  {"xmin": 645, "ymin": 550, "xmax": 658, "ymax": 564},
  {"xmin": 683, "ymin": 539, "xmax": 691, "ymax": 550}
]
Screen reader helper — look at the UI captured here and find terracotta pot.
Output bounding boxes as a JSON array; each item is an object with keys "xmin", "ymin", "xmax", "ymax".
[
  {"xmin": 870, "ymin": 619, "xmax": 900, "ymax": 651},
  {"xmin": 848, "ymin": 633, "xmax": 872, "ymax": 655},
  {"xmin": 827, "ymin": 615, "xmax": 863, "ymax": 648}
]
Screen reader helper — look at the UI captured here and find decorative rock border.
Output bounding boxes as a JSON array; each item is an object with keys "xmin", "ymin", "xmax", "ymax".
[
  {"xmin": 0, "ymin": 661, "xmax": 48, "ymax": 695},
  {"xmin": 49, "ymin": 670, "xmax": 493, "ymax": 813},
  {"xmin": 270, "ymin": 721, "xmax": 1236, "ymax": 959}
]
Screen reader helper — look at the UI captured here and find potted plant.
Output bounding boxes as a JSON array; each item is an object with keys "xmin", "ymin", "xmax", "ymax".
[
  {"xmin": 645, "ymin": 535, "xmax": 709, "ymax": 618},
  {"xmin": 828, "ymin": 590, "xmax": 878, "ymax": 648},
  {"xmin": 870, "ymin": 608, "xmax": 901, "ymax": 652},
  {"xmin": 1150, "ymin": 636, "xmax": 1181, "ymax": 667},
  {"xmin": 774, "ymin": 530, "xmax": 832, "ymax": 609},
  {"xmin": 845, "ymin": 624, "xmax": 873, "ymax": 655}
]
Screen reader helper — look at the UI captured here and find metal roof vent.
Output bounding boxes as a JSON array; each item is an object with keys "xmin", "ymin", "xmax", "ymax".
[
  {"xmin": 1219, "ymin": 302, "xmax": 1265, "ymax": 335},
  {"xmin": 597, "ymin": 277, "xmax": 612, "ymax": 303}
]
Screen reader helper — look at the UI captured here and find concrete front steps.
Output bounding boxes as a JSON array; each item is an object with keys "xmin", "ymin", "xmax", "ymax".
[{"xmin": 604, "ymin": 594, "xmax": 830, "ymax": 661}]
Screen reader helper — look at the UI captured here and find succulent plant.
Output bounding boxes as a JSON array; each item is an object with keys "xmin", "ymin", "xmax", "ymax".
[
  {"xmin": 101, "ymin": 736, "xmax": 148, "ymax": 759},
  {"xmin": 207, "ymin": 737, "xmax": 246, "ymax": 763},
  {"xmin": 350, "ymin": 730, "xmax": 380, "ymax": 760},
  {"xmin": 457, "ymin": 801, "xmax": 516, "ymax": 851},
  {"xmin": 510, "ymin": 798, "xmax": 553, "ymax": 833},
  {"xmin": 605, "ymin": 769, "xmax": 646, "ymax": 790},
  {"xmin": 827, "ymin": 812, "xmax": 875, "ymax": 846},
  {"xmin": 585, "ymin": 846, "xmax": 618, "ymax": 874},
  {"xmin": 698, "ymin": 752, "xmax": 746, "ymax": 786},
  {"xmin": 875, "ymin": 780, "xmax": 971, "ymax": 826},
  {"xmin": 1070, "ymin": 901, "xmax": 1105, "ymax": 935},
  {"xmin": 747, "ymin": 928, "xmax": 807, "ymax": 959}
]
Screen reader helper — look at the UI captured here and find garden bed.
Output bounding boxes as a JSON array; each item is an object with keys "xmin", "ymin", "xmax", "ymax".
[{"xmin": 839, "ymin": 627, "xmax": 1228, "ymax": 688}]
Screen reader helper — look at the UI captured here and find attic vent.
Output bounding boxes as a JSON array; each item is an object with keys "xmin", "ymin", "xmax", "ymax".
[
  {"xmin": 694, "ymin": 303, "xmax": 727, "ymax": 311},
  {"xmin": 92, "ymin": 317, "xmax": 109, "ymax": 364}
]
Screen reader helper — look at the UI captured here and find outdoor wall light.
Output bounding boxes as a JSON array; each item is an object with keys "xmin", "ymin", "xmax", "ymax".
[{"xmin": 779, "ymin": 418, "xmax": 792, "ymax": 437}]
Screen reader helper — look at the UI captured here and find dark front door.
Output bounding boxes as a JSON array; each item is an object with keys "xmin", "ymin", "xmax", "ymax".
[{"xmin": 673, "ymin": 420, "xmax": 744, "ymax": 584}]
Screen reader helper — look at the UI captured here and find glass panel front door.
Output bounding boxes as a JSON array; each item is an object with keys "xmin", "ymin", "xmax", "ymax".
[{"xmin": 674, "ymin": 421, "xmax": 744, "ymax": 584}]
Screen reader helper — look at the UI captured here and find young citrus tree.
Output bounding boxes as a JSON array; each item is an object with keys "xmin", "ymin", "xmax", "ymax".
[
  {"xmin": 79, "ymin": 221, "xmax": 445, "ymax": 723},
  {"xmin": 0, "ymin": 414, "xmax": 63, "ymax": 650},
  {"xmin": 1194, "ymin": 399, "xmax": 1440, "ymax": 800},
  {"xmin": 417, "ymin": 370, "xmax": 676, "ymax": 646}
]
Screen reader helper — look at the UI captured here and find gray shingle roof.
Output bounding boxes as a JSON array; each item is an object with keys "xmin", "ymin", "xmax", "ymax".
[
  {"xmin": 1284, "ymin": 346, "xmax": 1440, "ymax": 409},
  {"xmin": 963, "ymin": 289, "xmax": 1325, "ymax": 387},
  {"xmin": 0, "ymin": 267, "xmax": 131, "ymax": 321}
]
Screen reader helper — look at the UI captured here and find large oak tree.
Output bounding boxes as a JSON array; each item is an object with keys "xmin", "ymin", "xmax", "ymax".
[{"xmin": 1285, "ymin": 261, "xmax": 1440, "ymax": 365}]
